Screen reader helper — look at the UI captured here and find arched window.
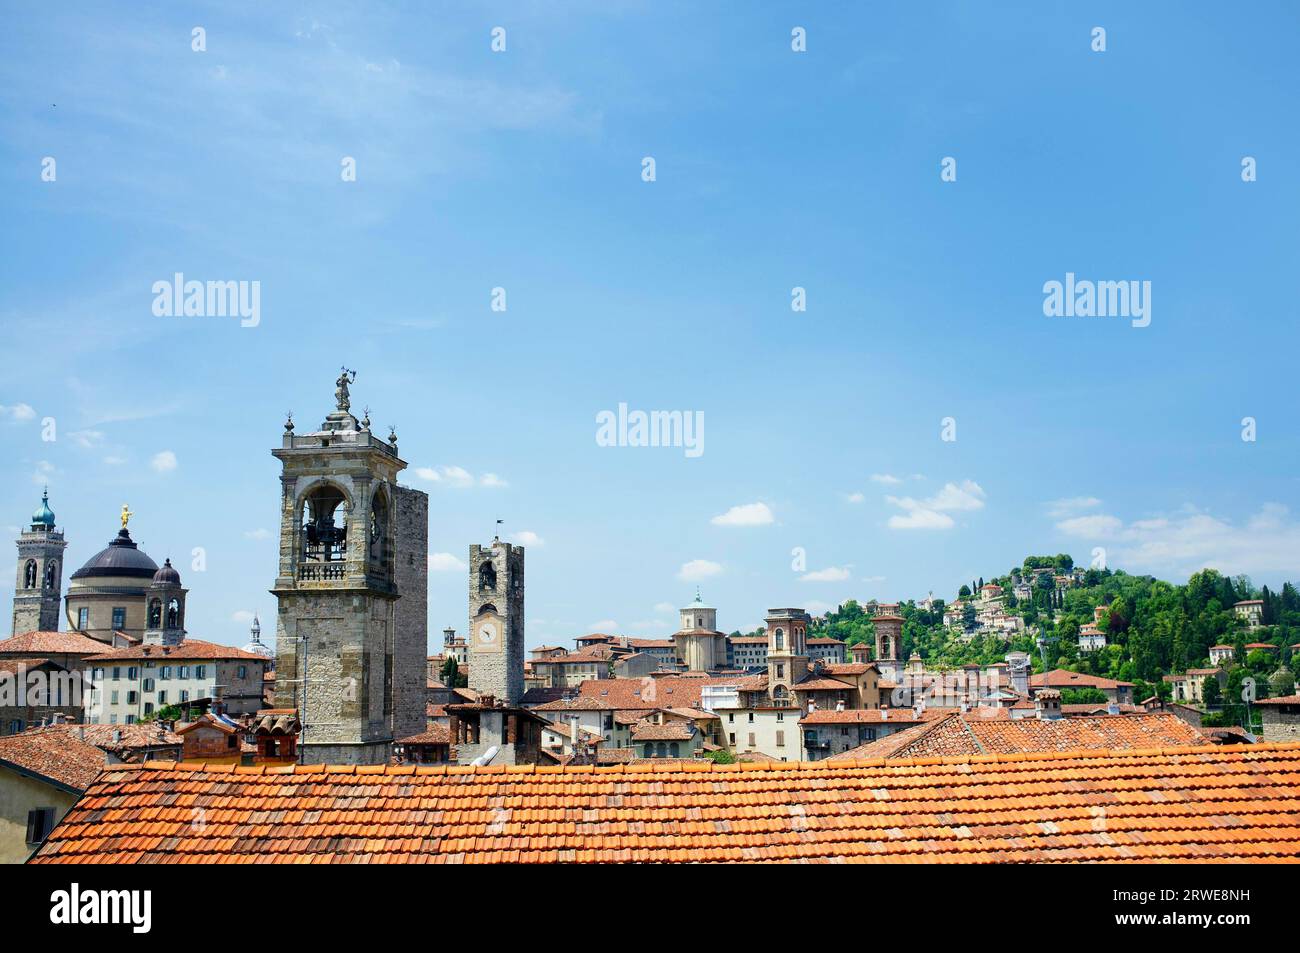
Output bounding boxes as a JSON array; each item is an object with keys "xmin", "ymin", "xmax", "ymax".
[
  {"xmin": 880, "ymin": 636, "xmax": 891, "ymax": 658},
  {"xmin": 147, "ymin": 599, "xmax": 162, "ymax": 628},
  {"xmin": 479, "ymin": 561, "xmax": 497, "ymax": 592},
  {"xmin": 368, "ymin": 487, "xmax": 391, "ymax": 578},
  {"xmin": 166, "ymin": 598, "xmax": 180, "ymax": 629},
  {"xmin": 656, "ymin": 742, "xmax": 667, "ymax": 758},
  {"xmin": 23, "ymin": 560, "xmax": 37, "ymax": 589},
  {"xmin": 774, "ymin": 627, "xmax": 784, "ymax": 650},
  {"xmin": 301, "ymin": 484, "xmax": 349, "ymax": 563},
  {"xmin": 669, "ymin": 742, "xmax": 680, "ymax": 758},
  {"xmin": 644, "ymin": 744, "xmax": 655, "ymax": 758},
  {"xmin": 773, "ymin": 686, "xmax": 789, "ymax": 704},
  {"xmin": 43, "ymin": 561, "xmax": 57, "ymax": 589}
]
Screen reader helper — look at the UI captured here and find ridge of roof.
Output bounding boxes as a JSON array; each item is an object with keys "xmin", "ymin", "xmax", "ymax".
[{"xmin": 118, "ymin": 739, "xmax": 1300, "ymax": 776}]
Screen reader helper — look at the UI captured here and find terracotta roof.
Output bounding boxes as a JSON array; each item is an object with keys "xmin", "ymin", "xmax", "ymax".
[
  {"xmin": 806, "ymin": 637, "xmax": 844, "ymax": 646},
  {"xmin": 630, "ymin": 721, "xmax": 695, "ymax": 741},
  {"xmin": 1256, "ymin": 694, "xmax": 1300, "ymax": 706},
  {"xmin": 793, "ymin": 676, "xmax": 855, "ymax": 692},
  {"xmin": 0, "ymin": 630, "xmax": 108, "ymax": 655},
  {"xmin": 31, "ymin": 743, "xmax": 1300, "ymax": 863},
  {"xmin": 801, "ymin": 707, "xmax": 947, "ymax": 725},
  {"xmin": 397, "ymin": 725, "xmax": 451, "ymax": 746},
  {"xmin": 86, "ymin": 639, "xmax": 269, "ymax": 662},
  {"xmin": 830, "ymin": 712, "xmax": 1209, "ymax": 761},
  {"xmin": 568, "ymin": 676, "xmax": 735, "ymax": 711},
  {"xmin": 1245, "ymin": 642, "xmax": 1277, "ymax": 650},
  {"xmin": 1029, "ymin": 669, "xmax": 1134, "ymax": 690},
  {"xmin": 0, "ymin": 727, "xmax": 107, "ymax": 791},
  {"xmin": 821, "ymin": 663, "xmax": 874, "ymax": 676}
]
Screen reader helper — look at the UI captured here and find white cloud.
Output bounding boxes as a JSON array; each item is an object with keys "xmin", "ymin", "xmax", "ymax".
[
  {"xmin": 678, "ymin": 559, "xmax": 722, "ymax": 582},
  {"xmin": 653, "ymin": 602, "xmax": 676, "ymax": 615},
  {"xmin": 243, "ymin": 528, "xmax": 271, "ymax": 540},
  {"xmin": 589, "ymin": 619, "xmax": 619, "ymax": 631},
  {"xmin": 1056, "ymin": 514, "xmax": 1123, "ymax": 538},
  {"xmin": 414, "ymin": 465, "xmax": 506, "ymax": 488},
  {"xmin": 862, "ymin": 575, "xmax": 886, "ymax": 583},
  {"xmin": 710, "ymin": 502, "xmax": 774, "ymax": 527},
  {"xmin": 151, "ymin": 450, "xmax": 177, "ymax": 473},
  {"xmin": 31, "ymin": 460, "xmax": 56, "ymax": 486},
  {"xmin": 1047, "ymin": 496, "xmax": 1103, "ymax": 518},
  {"xmin": 0, "ymin": 403, "xmax": 36, "ymax": 422},
  {"xmin": 803, "ymin": 600, "xmax": 839, "ymax": 615},
  {"xmin": 429, "ymin": 551, "xmax": 467, "ymax": 572},
  {"xmin": 510, "ymin": 530, "xmax": 544, "ymax": 547},
  {"xmin": 870, "ymin": 473, "xmax": 902, "ymax": 485},
  {"xmin": 68, "ymin": 429, "xmax": 104, "ymax": 448},
  {"xmin": 231, "ymin": 610, "xmax": 256, "ymax": 624},
  {"xmin": 846, "ymin": 492, "xmax": 865, "ymax": 504},
  {"xmin": 886, "ymin": 480, "xmax": 985, "ymax": 531},
  {"xmin": 1055, "ymin": 502, "xmax": 1300, "ymax": 577},
  {"xmin": 888, "ymin": 509, "xmax": 954, "ymax": 530},
  {"xmin": 800, "ymin": 566, "xmax": 852, "ymax": 583}
]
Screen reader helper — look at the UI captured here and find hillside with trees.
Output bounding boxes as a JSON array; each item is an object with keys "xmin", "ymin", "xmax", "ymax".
[{"xmin": 808, "ymin": 558, "xmax": 1299, "ymax": 730}]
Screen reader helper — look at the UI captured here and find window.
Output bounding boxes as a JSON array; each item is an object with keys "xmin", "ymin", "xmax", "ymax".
[
  {"xmin": 109, "ymin": 714, "xmax": 118, "ymax": 724},
  {"xmin": 112, "ymin": 607, "xmax": 127, "ymax": 629},
  {"xmin": 747, "ymin": 733, "xmax": 756, "ymax": 747},
  {"xmin": 23, "ymin": 560, "xmax": 37, "ymax": 589},
  {"xmin": 669, "ymin": 742, "xmax": 680, "ymax": 758},
  {"xmin": 158, "ymin": 691, "xmax": 167, "ymax": 704},
  {"xmin": 7, "ymin": 719, "xmax": 23, "ymax": 734},
  {"xmin": 747, "ymin": 712, "xmax": 754, "ymax": 723},
  {"xmin": 774, "ymin": 628, "xmax": 784, "ymax": 650},
  {"xmin": 195, "ymin": 665, "xmax": 207, "ymax": 679},
  {"xmin": 160, "ymin": 666, "xmax": 172, "ymax": 679},
  {"xmin": 112, "ymin": 667, "xmax": 121, "ymax": 681},
  {"xmin": 179, "ymin": 666, "xmax": 190, "ymax": 679},
  {"xmin": 776, "ymin": 711, "xmax": 784, "ymax": 722},
  {"xmin": 127, "ymin": 691, "xmax": 138, "ymax": 704},
  {"xmin": 776, "ymin": 731, "xmax": 785, "ymax": 747},
  {"xmin": 110, "ymin": 691, "xmax": 119, "ymax": 704},
  {"xmin": 143, "ymin": 703, "xmax": 154, "ymax": 716},
  {"xmin": 142, "ymin": 678, "xmax": 154, "ymax": 692},
  {"xmin": 127, "ymin": 667, "xmax": 139, "ymax": 680},
  {"xmin": 238, "ymin": 665, "xmax": 247, "ymax": 679},
  {"xmin": 840, "ymin": 727, "xmax": 849, "ymax": 736},
  {"xmin": 26, "ymin": 808, "xmax": 56, "ymax": 845},
  {"xmin": 78, "ymin": 607, "xmax": 90, "ymax": 630},
  {"xmin": 179, "ymin": 690, "xmax": 189, "ymax": 702},
  {"xmin": 125, "ymin": 715, "xmax": 136, "ymax": 725},
  {"xmin": 92, "ymin": 668, "xmax": 104, "ymax": 681},
  {"xmin": 727, "ymin": 712, "xmax": 734, "ymax": 723},
  {"xmin": 729, "ymin": 732, "xmax": 736, "ymax": 744}
]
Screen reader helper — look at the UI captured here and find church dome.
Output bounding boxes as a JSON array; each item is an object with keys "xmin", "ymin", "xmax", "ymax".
[
  {"xmin": 152, "ymin": 558, "xmax": 181, "ymax": 585},
  {"xmin": 71, "ymin": 529, "xmax": 160, "ymax": 580},
  {"xmin": 31, "ymin": 489, "xmax": 55, "ymax": 529}
]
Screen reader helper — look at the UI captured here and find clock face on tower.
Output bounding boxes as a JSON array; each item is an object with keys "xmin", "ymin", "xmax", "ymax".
[{"xmin": 473, "ymin": 615, "xmax": 503, "ymax": 654}]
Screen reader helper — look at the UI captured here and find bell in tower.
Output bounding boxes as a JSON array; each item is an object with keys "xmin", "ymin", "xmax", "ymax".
[{"xmin": 270, "ymin": 371, "xmax": 429, "ymax": 765}]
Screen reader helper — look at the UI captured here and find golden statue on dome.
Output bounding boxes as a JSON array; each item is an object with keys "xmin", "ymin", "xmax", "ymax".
[{"xmin": 120, "ymin": 504, "xmax": 133, "ymax": 530}]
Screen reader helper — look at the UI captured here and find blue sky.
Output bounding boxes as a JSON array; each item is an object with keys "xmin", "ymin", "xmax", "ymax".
[{"xmin": 2, "ymin": 2, "xmax": 1298, "ymax": 650}]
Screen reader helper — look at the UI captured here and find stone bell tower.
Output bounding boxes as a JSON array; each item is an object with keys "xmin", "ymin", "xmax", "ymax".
[
  {"xmin": 467, "ymin": 538, "xmax": 524, "ymax": 705},
  {"xmin": 271, "ymin": 370, "xmax": 428, "ymax": 765},
  {"xmin": 12, "ymin": 489, "xmax": 66, "ymax": 635}
]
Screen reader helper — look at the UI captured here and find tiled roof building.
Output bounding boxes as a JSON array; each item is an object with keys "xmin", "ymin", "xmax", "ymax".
[{"xmin": 30, "ymin": 742, "xmax": 1300, "ymax": 863}]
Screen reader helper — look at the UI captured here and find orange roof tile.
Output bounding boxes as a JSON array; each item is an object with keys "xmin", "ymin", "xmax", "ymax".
[
  {"xmin": 85, "ymin": 638, "xmax": 269, "ymax": 662},
  {"xmin": 30, "ymin": 742, "xmax": 1300, "ymax": 864},
  {"xmin": 0, "ymin": 727, "xmax": 108, "ymax": 791},
  {"xmin": 0, "ymin": 630, "xmax": 109, "ymax": 655}
]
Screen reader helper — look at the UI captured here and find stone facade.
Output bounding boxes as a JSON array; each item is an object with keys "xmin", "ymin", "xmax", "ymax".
[
  {"xmin": 12, "ymin": 509, "xmax": 66, "ymax": 636},
  {"xmin": 391, "ymin": 485, "xmax": 428, "ymax": 741},
  {"xmin": 271, "ymin": 383, "xmax": 419, "ymax": 765},
  {"xmin": 467, "ymin": 540, "xmax": 524, "ymax": 705}
]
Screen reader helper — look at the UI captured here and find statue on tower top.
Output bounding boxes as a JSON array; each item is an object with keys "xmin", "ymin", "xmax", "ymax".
[
  {"xmin": 120, "ymin": 503, "xmax": 133, "ymax": 530},
  {"xmin": 335, "ymin": 367, "xmax": 357, "ymax": 412}
]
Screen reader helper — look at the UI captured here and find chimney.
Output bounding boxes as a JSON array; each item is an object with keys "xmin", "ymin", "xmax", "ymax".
[
  {"xmin": 1035, "ymin": 689, "xmax": 1062, "ymax": 721},
  {"xmin": 808, "ymin": 699, "xmax": 817, "ymax": 712},
  {"xmin": 880, "ymin": 708, "xmax": 889, "ymax": 721},
  {"xmin": 960, "ymin": 697, "xmax": 970, "ymax": 714},
  {"xmin": 835, "ymin": 699, "xmax": 845, "ymax": 712},
  {"xmin": 1106, "ymin": 702, "xmax": 1120, "ymax": 716}
]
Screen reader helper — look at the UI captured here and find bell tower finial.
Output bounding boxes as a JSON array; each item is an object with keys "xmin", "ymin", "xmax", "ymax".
[{"xmin": 120, "ymin": 503, "xmax": 133, "ymax": 531}]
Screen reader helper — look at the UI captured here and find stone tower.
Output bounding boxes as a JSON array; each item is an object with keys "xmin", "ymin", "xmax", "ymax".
[
  {"xmin": 674, "ymin": 590, "xmax": 726, "ymax": 671},
  {"xmin": 467, "ymin": 538, "xmax": 524, "ymax": 705},
  {"xmin": 765, "ymin": 608, "xmax": 810, "ymax": 707},
  {"xmin": 12, "ymin": 489, "xmax": 66, "ymax": 635},
  {"xmin": 143, "ymin": 558, "xmax": 187, "ymax": 646},
  {"xmin": 271, "ymin": 371, "xmax": 428, "ymax": 764},
  {"xmin": 873, "ymin": 611, "xmax": 904, "ymax": 683}
]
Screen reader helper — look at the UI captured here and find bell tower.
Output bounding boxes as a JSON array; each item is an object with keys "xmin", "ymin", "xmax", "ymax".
[
  {"xmin": 143, "ymin": 558, "xmax": 186, "ymax": 646},
  {"xmin": 765, "ymin": 608, "xmax": 810, "ymax": 708},
  {"xmin": 271, "ymin": 370, "xmax": 427, "ymax": 765},
  {"xmin": 12, "ymin": 489, "xmax": 66, "ymax": 635},
  {"xmin": 467, "ymin": 538, "xmax": 524, "ymax": 704}
]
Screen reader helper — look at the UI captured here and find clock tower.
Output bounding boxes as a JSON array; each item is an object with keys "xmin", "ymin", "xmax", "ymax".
[{"xmin": 467, "ymin": 538, "xmax": 524, "ymax": 704}]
